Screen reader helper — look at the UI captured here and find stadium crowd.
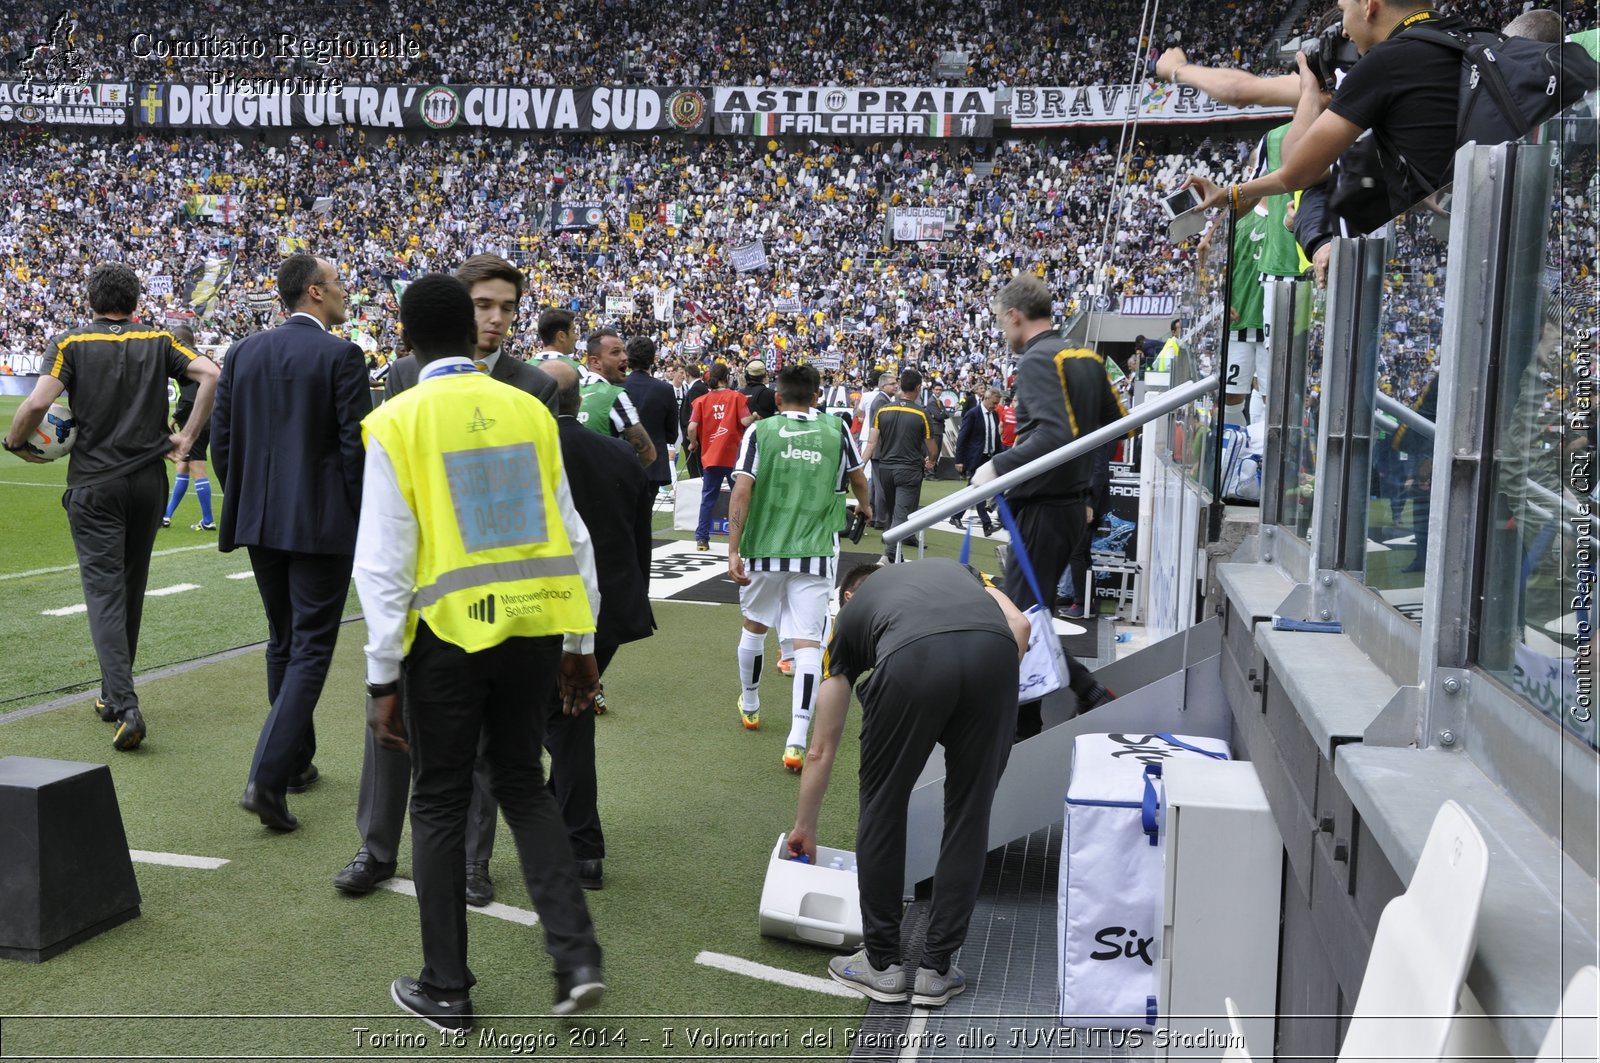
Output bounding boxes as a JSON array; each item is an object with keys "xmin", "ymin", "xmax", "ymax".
[
  {"xmin": 2, "ymin": 0, "xmax": 1289, "ymax": 88},
  {"xmin": 0, "ymin": 128, "xmax": 1251, "ymax": 390}
]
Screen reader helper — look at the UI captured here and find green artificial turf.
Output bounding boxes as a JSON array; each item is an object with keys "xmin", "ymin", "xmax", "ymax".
[{"xmin": 0, "ymin": 432, "xmax": 1004, "ymax": 1057}]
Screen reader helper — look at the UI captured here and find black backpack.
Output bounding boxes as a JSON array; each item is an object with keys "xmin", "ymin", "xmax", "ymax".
[{"xmin": 1392, "ymin": 24, "xmax": 1599, "ymax": 192}]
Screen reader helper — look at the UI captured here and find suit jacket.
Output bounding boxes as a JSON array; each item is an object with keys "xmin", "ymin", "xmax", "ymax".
[
  {"xmin": 955, "ymin": 403, "xmax": 1000, "ymax": 471},
  {"xmin": 624, "ymin": 369, "xmax": 678, "ymax": 485},
  {"xmin": 557, "ymin": 416, "xmax": 656, "ymax": 646},
  {"xmin": 384, "ymin": 351, "xmax": 557, "ymax": 410},
  {"xmin": 679, "ymin": 379, "xmax": 709, "ymax": 438},
  {"xmin": 212, "ymin": 316, "xmax": 370, "ymax": 555}
]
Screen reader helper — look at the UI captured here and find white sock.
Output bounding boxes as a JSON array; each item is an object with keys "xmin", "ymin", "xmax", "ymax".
[
  {"xmin": 779, "ymin": 637, "xmax": 795, "ymax": 663},
  {"xmin": 787, "ymin": 646, "xmax": 824, "ymax": 746},
  {"xmin": 738, "ymin": 628, "xmax": 766, "ymax": 713}
]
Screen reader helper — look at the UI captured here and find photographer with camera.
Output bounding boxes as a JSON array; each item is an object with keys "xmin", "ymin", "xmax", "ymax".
[
  {"xmin": 727, "ymin": 364, "xmax": 872, "ymax": 772},
  {"xmin": 1186, "ymin": 0, "xmax": 1468, "ymax": 222}
]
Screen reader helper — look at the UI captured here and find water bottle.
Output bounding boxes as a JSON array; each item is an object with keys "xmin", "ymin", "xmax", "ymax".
[
  {"xmin": 793, "ymin": 853, "xmax": 810, "ymax": 864},
  {"xmin": 1115, "ymin": 632, "xmax": 1132, "ymax": 644},
  {"xmin": 829, "ymin": 857, "xmax": 844, "ymax": 871}
]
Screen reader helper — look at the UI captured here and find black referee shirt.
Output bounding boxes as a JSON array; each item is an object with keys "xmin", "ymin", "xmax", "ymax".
[
  {"xmin": 47, "ymin": 318, "xmax": 198, "ymax": 487},
  {"xmin": 872, "ymin": 401, "xmax": 932, "ymax": 468}
]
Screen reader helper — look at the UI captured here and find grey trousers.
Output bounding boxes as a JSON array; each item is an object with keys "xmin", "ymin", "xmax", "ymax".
[
  {"xmin": 878, "ymin": 464, "xmax": 925, "ymax": 560},
  {"xmin": 855, "ymin": 629, "xmax": 1018, "ymax": 973},
  {"xmin": 64, "ymin": 462, "xmax": 166, "ymax": 715},
  {"xmin": 356, "ymin": 697, "xmax": 497, "ymax": 867}
]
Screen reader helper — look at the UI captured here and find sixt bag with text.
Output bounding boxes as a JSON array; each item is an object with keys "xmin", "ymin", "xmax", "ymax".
[{"xmin": 1058, "ymin": 732, "xmax": 1230, "ymax": 1028}]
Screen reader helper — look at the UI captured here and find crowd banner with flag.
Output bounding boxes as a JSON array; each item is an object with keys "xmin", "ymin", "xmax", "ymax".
[
  {"xmin": 604, "ymin": 294, "xmax": 635, "ymax": 316},
  {"xmin": 185, "ymin": 256, "xmax": 233, "ymax": 315},
  {"xmin": 730, "ymin": 240, "xmax": 769, "ymax": 273},
  {"xmin": 774, "ymin": 295, "xmax": 803, "ymax": 313},
  {"xmin": 551, "ymin": 204, "xmax": 605, "ymax": 232},
  {"xmin": 146, "ymin": 274, "xmax": 174, "ymax": 297},
  {"xmin": 682, "ymin": 299, "xmax": 714, "ymax": 324},
  {"xmin": 653, "ymin": 289, "xmax": 675, "ymax": 322},
  {"xmin": 0, "ymin": 81, "xmax": 130, "ymax": 125},
  {"xmin": 658, "ymin": 203, "xmax": 690, "ymax": 227},
  {"xmin": 714, "ymin": 86, "xmax": 994, "ymax": 138},
  {"xmin": 1009, "ymin": 83, "xmax": 1292, "ymax": 128}
]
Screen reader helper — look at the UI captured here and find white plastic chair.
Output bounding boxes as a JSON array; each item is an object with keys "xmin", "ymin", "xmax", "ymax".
[
  {"xmin": 1337, "ymin": 799, "xmax": 1489, "ymax": 1062},
  {"xmin": 1222, "ymin": 996, "xmax": 1255, "ymax": 1061},
  {"xmin": 1537, "ymin": 965, "xmax": 1599, "ymax": 1063}
]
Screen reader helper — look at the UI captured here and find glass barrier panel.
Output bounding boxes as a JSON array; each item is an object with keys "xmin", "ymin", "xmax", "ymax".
[
  {"xmin": 1279, "ymin": 281, "xmax": 1324, "ymax": 540},
  {"xmin": 1362, "ymin": 199, "xmax": 1450, "ymax": 625},
  {"xmin": 1163, "ymin": 213, "xmax": 1228, "ymax": 496},
  {"xmin": 1477, "ymin": 93, "xmax": 1599, "ymax": 751}
]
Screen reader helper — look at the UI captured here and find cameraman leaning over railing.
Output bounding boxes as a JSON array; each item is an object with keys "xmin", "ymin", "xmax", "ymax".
[{"xmin": 1183, "ymin": 0, "xmax": 1598, "ymax": 223}]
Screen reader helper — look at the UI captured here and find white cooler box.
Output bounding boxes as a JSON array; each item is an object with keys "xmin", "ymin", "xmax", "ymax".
[
  {"xmin": 1058, "ymin": 732, "xmax": 1230, "ymax": 1028},
  {"xmin": 758, "ymin": 834, "xmax": 863, "ymax": 950}
]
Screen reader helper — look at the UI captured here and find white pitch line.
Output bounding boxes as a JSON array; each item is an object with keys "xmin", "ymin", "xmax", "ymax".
[
  {"xmin": 227, "ymin": 571, "xmax": 255, "ymax": 580},
  {"xmin": 899, "ymin": 1010, "xmax": 932, "ymax": 1061},
  {"xmin": 130, "ymin": 849, "xmax": 230, "ymax": 870},
  {"xmin": 377, "ymin": 877, "xmax": 541, "ymax": 927},
  {"xmin": 1, "ymin": 542, "xmax": 216, "ymax": 582},
  {"xmin": 693, "ymin": 951, "xmax": 859, "ymax": 999},
  {"xmin": 146, "ymin": 583, "xmax": 201, "ymax": 597},
  {"xmin": 661, "ymin": 599, "xmax": 724, "ymax": 607},
  {"xmin": 41, "ymin": 603, "xmax": 88, "ymax": 617},
  {"xmin": 0, "ymin": 479, "xmax": 58, "ymax": 488}
]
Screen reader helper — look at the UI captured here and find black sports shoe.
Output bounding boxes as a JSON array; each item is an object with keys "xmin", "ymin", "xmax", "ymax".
[
  {"xmin": 391, "ymin": 976, "xmax": 472, "ymax": 1033},
  {"xmin": 112, "ymin": 708, "xmax": 146, "ymax": 751},
  {"xmin": 1077, "ymin": 682, "xmax": 1118, "ymax": 713},
  {"xmin": 94, "ymin": 698, "xmax": 118, "ymax": 722},
  {"xmin": 553, "ymin": 965, "xmax": 605, "ymax": 1016}
]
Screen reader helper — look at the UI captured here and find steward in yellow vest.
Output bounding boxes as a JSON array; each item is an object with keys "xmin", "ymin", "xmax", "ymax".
[{"xmin": 352, "ymin": 274, "xmax": 607, "ymax": 1031}]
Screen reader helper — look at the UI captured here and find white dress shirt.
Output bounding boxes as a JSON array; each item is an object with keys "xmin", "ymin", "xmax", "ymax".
[{"xmin": 353, "ymin": 356, "xmax": 600, "ymax": 684}]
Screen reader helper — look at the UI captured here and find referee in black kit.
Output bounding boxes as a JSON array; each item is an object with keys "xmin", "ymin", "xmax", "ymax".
[{"xmin": 4, "ymin": 263, "xmax": 219, "ymax": 750}]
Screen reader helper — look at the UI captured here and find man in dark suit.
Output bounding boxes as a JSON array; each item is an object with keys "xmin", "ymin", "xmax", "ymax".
[
  {"xmin": 334, "ymin": 254, "xmax": 558, "ymax": 899},
  {"xmin": 679, "ymin": 364, "xmax": 708, "ymax": 477},
  {"xmin": 479, "ymin": 359, "xmax": 655, "ymax": 890},
  {"xmin": 949, "ymin": 387, "xmax": 1002, "ymax": 535},
  {"xmin": 622, "ymin": 336, "xmax": 678, "ymax": 495},
  {"xmin": 382, "ymin": 257, "xmax": 557, "ymax": 411},
  {"xmin": 213, "ymin": 254, "xmax": 370, "ymax": 831}
]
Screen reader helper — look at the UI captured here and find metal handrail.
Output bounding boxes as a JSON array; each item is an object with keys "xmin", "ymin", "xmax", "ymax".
[
  {"xmin": 883, "ymin": 373, "xmax": 1222, "ymax": 545},
  {"xmin": 1375, "ymin": 390, "xmax": 1434, "ymax": 439}
]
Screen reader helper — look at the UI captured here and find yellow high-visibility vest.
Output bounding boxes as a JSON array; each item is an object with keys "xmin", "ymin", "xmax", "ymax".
[{"xmin": 362, "ymin": 368, "xmax": 594, "ymax": 655}]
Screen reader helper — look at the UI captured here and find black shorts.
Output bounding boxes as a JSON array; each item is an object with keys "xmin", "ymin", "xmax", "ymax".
[{"xmin": 175, "ymin": 410, "xmax": 210, "ymax": 463}]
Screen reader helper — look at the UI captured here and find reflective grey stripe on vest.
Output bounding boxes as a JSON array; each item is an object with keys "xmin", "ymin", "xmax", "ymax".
[{"xmin": 412, "ymin": 556, "xmax": 581, "ymax": 610}]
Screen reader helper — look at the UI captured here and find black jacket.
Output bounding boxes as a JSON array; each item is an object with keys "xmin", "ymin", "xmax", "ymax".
[
  {"xmin": 624, "ymin": 369, "xmax": 679, "ymax": 486},
  {"xmin": 557, "ymin": 416, "xmax": 656, "ymax": 646},
  {"xmin": 384, "ymin": 351, "xmax": 557, "ymax": 411},
  {"xmin": 987, "ymin": 329, "xmax": 1128, "ymax": 503}
]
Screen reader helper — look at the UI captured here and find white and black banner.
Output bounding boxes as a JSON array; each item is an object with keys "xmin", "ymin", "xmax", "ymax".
[
  {"xmin": 0, "ymin": 81, "xmax": 130, "ymax": 125},
  {"xmin": 1010, "ymin": 83, "xmax": 1291, "ymax": 128},
  {"xmin": 891, "ymin": 207, "xmax": 948, "ymax": 242},
  {"xmin": 714, "ymin": 86, "xmax": 994, "ymax": 138},
  {"xmin": 730, "ymin": 240, "xmax": 769, "ymax": 273},
  {"xmin": 551, "ymin": 203, "xmax": 605, "ymax": 232},
  {"xmin": 120, "ymin": 83, "xmax": 712, "ymax": 132}
]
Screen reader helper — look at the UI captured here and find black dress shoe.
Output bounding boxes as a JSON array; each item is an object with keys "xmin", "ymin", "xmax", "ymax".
[
  {"xmin": 465, "ymin": 862, "xmax": 494, "ymax": 907},
  {"xmin": 286, "ymin": 764, "xmax": 320, "ymax": 794},
  {"xmin": 334, "ymin": 848, "xmax": 396, "ymax": 894},
  {"xmin": 576, "ymin": 858, "xmax": 603, "ymax": 891},
  {"xmin": 239, "ymin": 783, "xmax": 298, "ymax": 831},
  {"xmin": 553, "ymin": 965, "xmax": 605, "ymax": 1016},
  {"xmin": 391, "ymin": 976, "xmax": 472, "ymax": 1033}
]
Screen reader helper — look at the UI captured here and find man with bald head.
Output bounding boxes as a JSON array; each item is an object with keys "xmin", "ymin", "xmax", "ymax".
[{"xmin": 214, "ymin": 253, "xmax": 372, "ymax": 831}]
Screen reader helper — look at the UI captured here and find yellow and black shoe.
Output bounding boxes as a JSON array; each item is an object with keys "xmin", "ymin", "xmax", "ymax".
[
  {"xmin": 94, "ymin": 698, "xmax": 118, "ymax": 722},
  {"xmin": 112, "ymin": 708, "xmax": 146, "ymax": 751}
]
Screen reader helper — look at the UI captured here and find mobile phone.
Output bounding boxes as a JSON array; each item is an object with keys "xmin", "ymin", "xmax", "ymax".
[
  {"xmin": 1162, "ymin": 187, "xmax": 1201, "ymax": 219},
  {"xmin": 845, "ymin": 508, "xmax": 866, "ymax": 544}
]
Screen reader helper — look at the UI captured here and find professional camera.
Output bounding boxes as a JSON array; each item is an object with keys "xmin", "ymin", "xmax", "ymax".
[{"xmin": 1283, "ymin": 13, "xmax": 1361, "ymax": 95}]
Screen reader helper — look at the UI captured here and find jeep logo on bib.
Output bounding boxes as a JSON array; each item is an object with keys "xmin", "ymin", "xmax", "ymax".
[{"xmin": 779, "ymin": 443, "xmax": 823, "ymax": 464}]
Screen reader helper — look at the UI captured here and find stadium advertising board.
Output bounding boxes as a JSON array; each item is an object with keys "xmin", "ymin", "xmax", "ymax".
[
  {"xmin": 0, "ymin": 82, "xmax": 130, "ymax": 124},
  {"xmin": 1010, "ymin": 84, "xmax": 1291, "ymax": 128},
  {"xmin": 714, "ymin": 87, "xmax": 994, "ymax": 138},
  {"xmin": 121, "ymin": 84, "xmax": 712, "ymax": 132}
]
